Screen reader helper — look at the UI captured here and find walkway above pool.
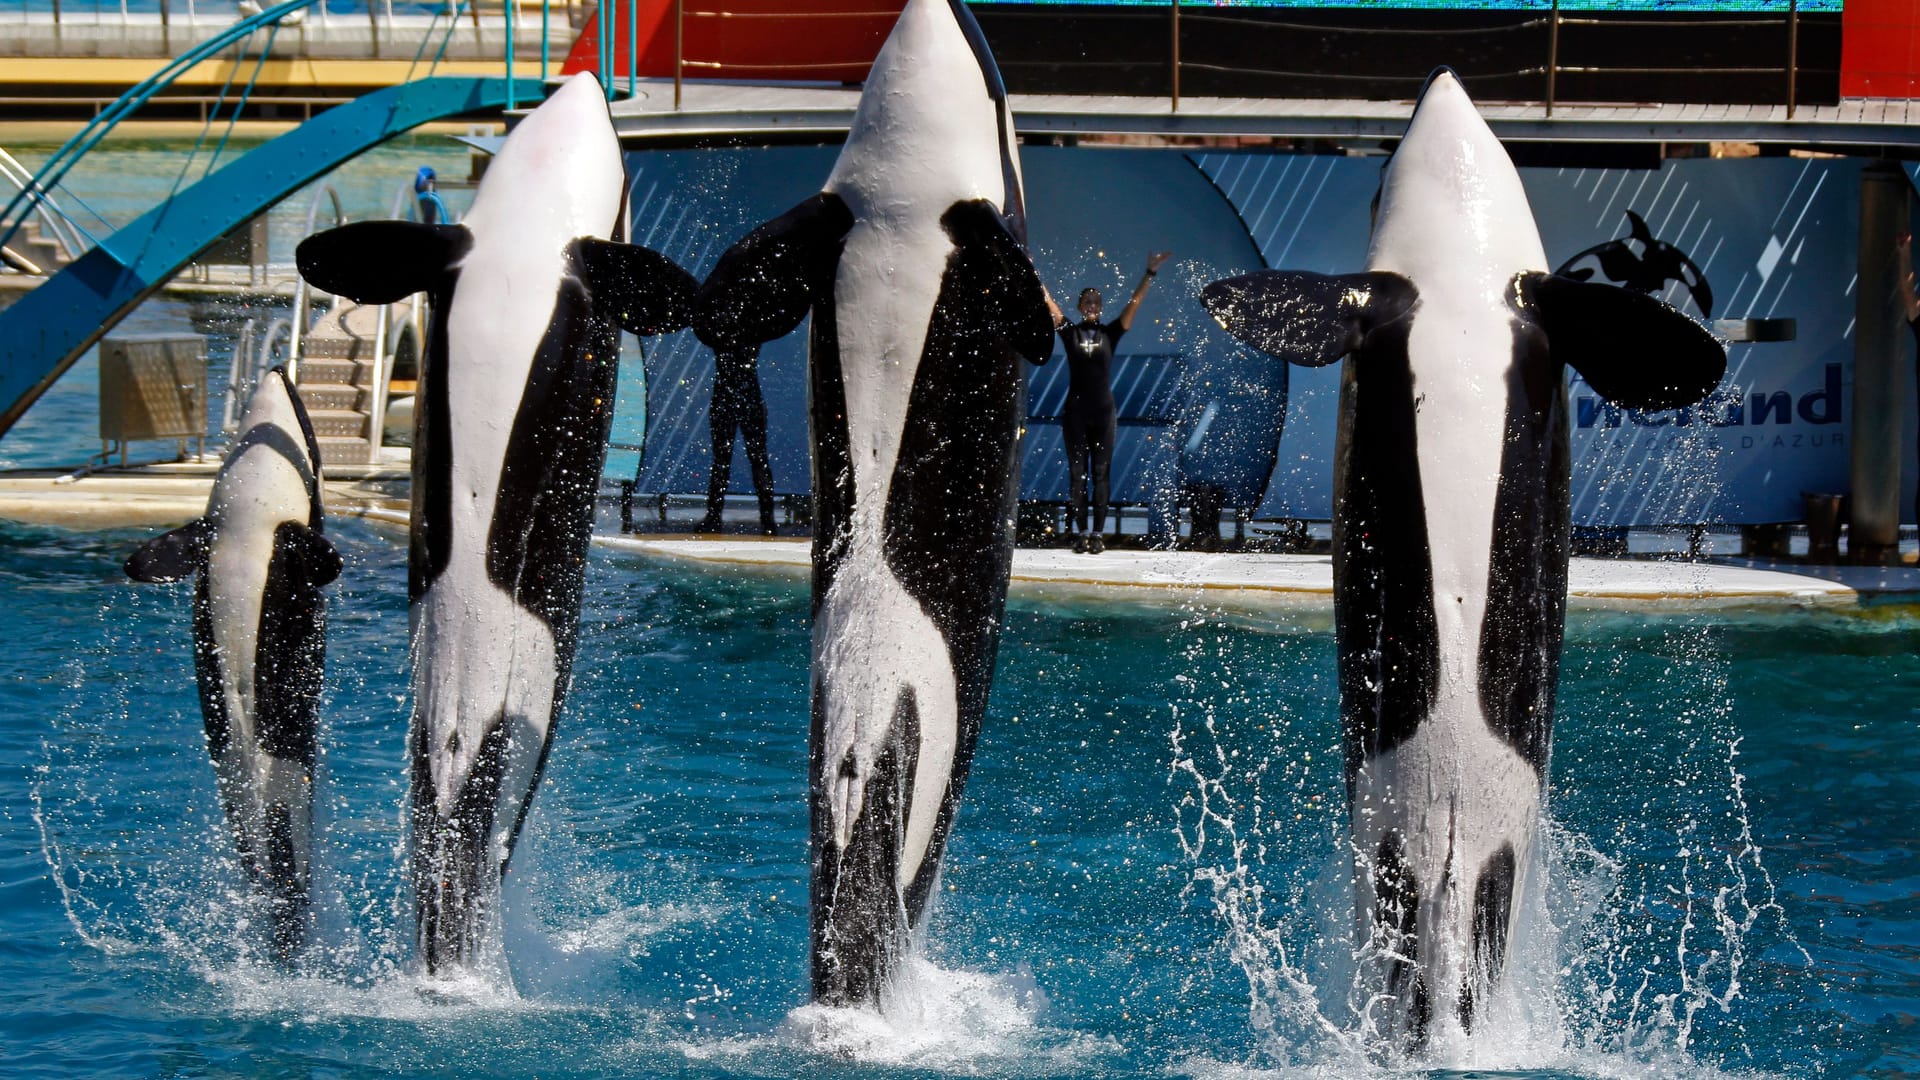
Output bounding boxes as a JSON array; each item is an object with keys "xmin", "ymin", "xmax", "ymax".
[
  {"xmin": 603, "ymin": 78, "xmax": 1920, "ymax": 149},
  {"xmin": 592, "ymin": 533, "xmax": 1920, "ymax": 611}
]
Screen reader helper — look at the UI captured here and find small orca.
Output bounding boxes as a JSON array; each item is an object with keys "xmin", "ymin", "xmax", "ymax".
[
  {"xmin": 1202, "ymin": 69, "xmax": 1725, "ymax": 1042},
  {"xmin": 693, "ymin": 0, "xmax": 1054, "ymax": 1008},
  {"xmin": 126, "ymin": 366, "xmax": 341, "ymax": 962},
  {"xmin": 296, "ymin": 72, "xmax": 696, "ymax": 974}
]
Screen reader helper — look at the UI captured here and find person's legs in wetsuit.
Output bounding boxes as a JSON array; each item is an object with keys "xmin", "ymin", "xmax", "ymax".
[
  {"xmin": 703, "ymin": 366, "xmax": 746, "ymax": 533},
  {"xmin": 1086, "ymin": 407, "xmax": 1117, "ymax": 553},
  {"xmin": 738, "ymin": 367, "xmax": 777, "ymax": 535},
  {"xmin": 1063, "ymin": 414, "xmax": 1092, "ymax": 552}
]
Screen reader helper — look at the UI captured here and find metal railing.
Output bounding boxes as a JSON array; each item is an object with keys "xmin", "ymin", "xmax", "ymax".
[{"xmin": 959, "ymin": 1, "xmax": 1819, "ymax": 117}]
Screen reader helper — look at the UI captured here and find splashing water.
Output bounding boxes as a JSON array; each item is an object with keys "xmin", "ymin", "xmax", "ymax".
[{"xmin": 1166, "ymin": 598, "xmax": 1817, "ymax": 1076}]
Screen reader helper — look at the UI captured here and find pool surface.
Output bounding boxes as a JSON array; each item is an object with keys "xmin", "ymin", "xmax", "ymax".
[{"xmin": 2, "ymin": 516, "xmax": 1915, "ymax": 1077}]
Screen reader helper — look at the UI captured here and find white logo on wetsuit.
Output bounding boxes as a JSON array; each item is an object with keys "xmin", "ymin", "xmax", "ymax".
[{"xmin": 1074, "ymin": 327, "xmax": 1102, "ymax": 355}]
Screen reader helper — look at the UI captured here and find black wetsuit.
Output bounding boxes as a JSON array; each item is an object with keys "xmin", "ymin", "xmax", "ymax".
[
  {"xmin": 704, "ymin": 344, "xmax": 776, "ymax": 531},
  {"xmin": 1056, "ymin": 318, "xmax": 1125, "ymax": 534}
]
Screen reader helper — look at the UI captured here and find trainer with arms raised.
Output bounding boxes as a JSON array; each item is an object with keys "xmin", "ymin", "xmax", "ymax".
[{"xmin": 1040, "ymin": 250, "xmax": 1172, "ymax": 554}]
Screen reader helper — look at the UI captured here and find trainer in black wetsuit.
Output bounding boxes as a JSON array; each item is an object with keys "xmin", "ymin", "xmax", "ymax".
[
  {"xmin": 700, "ymin": 343, "xmax": 778, "ymax": 536},
  {"xmin": 1041, "ymin": 251, "xmax": 1172, "ymax": 554}
]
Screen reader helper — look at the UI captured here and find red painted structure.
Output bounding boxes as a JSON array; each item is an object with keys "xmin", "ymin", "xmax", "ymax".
[
  {"xmin": 1841, "ymin": 0, "xmax": 1920, "ymax": 98},
  {"xmin": 561, "ymin": 0, "xmax": 903, "ymax": 84}
]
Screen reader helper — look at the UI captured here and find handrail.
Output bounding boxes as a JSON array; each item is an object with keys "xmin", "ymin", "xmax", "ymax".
[
  {"xmin": 0, "ymin": 150, "xmax": 90, "ymax": 261},
  {"xmin": 301, "ymin": 183, "xmax": 346, "ymax": 238},
  {"xmin": 0, "ymin": 0, "xmax": 324, "ymax": 255}
]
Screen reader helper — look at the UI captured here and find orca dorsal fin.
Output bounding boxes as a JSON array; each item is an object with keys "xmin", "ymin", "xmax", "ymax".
[
  {"xmin": 578, "ymin": 239, "xmax": 697, "ymax": 337},
  {"xmin": 1517, "ymin": 272, "xmax": 1726, "ymax": 410},
  {"xmin": 125, "ymin": 518, "xmax": 214, "ymax": 583},
  {"xmin": 1201, "ymin": 270, "xmax": 1417, "ymax": 366},
  {"xmin": 693, "ymin": 192, "xmax": 855, "ymax": 351},
  {"xmin": 940, "ymin": 199, "xmax": 1056, "ymax": 364},
  {"xmin": 273, "ymin": 521, "xmax": 343, "ymax": 588},
  {"xmin": 296, "ymin": 221, "xmax": 469, "ymax": 304}
]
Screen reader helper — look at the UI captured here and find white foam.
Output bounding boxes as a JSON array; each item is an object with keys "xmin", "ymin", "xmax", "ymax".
[
  {"xmin": 550, "ymin": 900, "xmax": 729, "ymax": 957},
  {"xmin": 674, "ymin": 956, "xmax": 1119, "ymax": 1075}
]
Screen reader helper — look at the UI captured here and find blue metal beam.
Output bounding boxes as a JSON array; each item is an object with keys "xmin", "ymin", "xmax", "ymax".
[{"xmin": 0, "ymin": 75, "xmax": 548, "ymax": 440}]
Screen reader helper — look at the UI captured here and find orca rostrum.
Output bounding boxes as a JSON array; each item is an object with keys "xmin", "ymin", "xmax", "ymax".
[
  {"xmin": 296, "ymin": 72, "xmax": 696, "ymax": 974},
  {"xmin": 693, "ymin": 0, "xmax": 1054, "ymax": 1008},
  {"xmin": 126, "ymin": 367, "xmax": 342, "ymax": 962},
  {"xmin": 1201, "ymin": 70, "xmax": 1726, "ymax": 1042}
]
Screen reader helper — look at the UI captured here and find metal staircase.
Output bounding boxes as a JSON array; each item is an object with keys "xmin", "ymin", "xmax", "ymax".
[{"xmin": 296, "ymin": 300, "xmax": 397, "ymax": 464}]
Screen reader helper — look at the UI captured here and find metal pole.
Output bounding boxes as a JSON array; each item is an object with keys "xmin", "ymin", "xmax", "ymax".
[
  {"xmin": 674, "ymin": 0, "xmax": 683, "ymax": 109},
  {"xmin": 599, "ymin": 0, "xmax": 610, "ymax": 97},
  {"xmin": 505, "ymin": 0, "xmax": 516, "ymax": 110},
  {"xmin": 1170, "ymin": 0, "xmax": 1180, "ymax": 113},
  {"xmin": 1849, "ymin": 163, "xmax": 1907, "ymax": 564},
  {"xmin": 369, "ymin": 305, "xmax": 389, "ymax": 465},
  {"xmin": 1786, "ymin": 0, "xmax": 1799, "ymax": 120},
  {"xmin": 541, "ymin": 0, "xmax": 549, "ymax": 80},
  {"xmin": 627, "ymin": 0, "xmax": 636, "ymax": 96},
  {"xmin": 1546, "ymin": 0, "xmax": 1559, "ymax": 118}
]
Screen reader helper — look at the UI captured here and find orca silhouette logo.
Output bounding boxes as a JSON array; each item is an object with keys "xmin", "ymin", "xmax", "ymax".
[{"xmin": 1556, "ymin": 209, "xmax": 1714, "ymax": 318}]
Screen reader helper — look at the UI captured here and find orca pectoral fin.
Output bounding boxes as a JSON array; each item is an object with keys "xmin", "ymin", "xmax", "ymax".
[
  {"xmin": 125, "ymin": 518, "xmax": 213, "ymax": 582},
  {"xmin": 1201, "ymin": 270, "xmax": 1416, "ymax": 366},
  {"xmin": 940, "ymin": 199, "xmax": 1057, "ymax": 363},
  {"xmin": 578, "ymin": 239, "xmax": 697, "ymax": 337},
  {"xmin": 275, "ymin": 521, "xmax": 343, "ymax": 588},
  {"xmin": 693, "ymin": 192, "xmax": 853, "ymax": 350},
  {"xmin": 295, "ymin": 221, "xmax": 467, "ymax": 304},
  {"xmin": 1521, "ymin": 272, "xmax": 1727, "ymax": 410}
]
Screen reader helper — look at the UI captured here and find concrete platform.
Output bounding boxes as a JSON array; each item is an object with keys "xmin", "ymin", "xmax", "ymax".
[
  {"xmin": 589, "ymin": 533, "xmax": 1920, "ymax": 612},
  {"xmin": 0, "ymin": 459, "xmax": 407, "ymax": 529},
  {"xmin": 13, "ymin": 489, "xmax": 1916, "ymax": 611}
]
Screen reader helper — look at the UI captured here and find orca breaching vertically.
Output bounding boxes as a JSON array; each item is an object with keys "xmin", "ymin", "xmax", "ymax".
[
  {"xmin": 297, "ymin": 72, "xmax": 695, "ymax": 974},
  {"xmin": 694, "ymin": 0, "xmax": 1053, "ymax": 1007},
  {"xmin": 126, "ymin": 368, "xmax": 343, "ymax": 962},
  {"xmin": 1203, "ymin": 70, "xmax": 1726, "ymax": 1042}
]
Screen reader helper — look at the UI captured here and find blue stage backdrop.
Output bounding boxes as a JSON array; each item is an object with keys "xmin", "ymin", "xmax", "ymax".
[{"xmin": 622, "ymin": 146, "xmax": 1916, "ymax": 528}]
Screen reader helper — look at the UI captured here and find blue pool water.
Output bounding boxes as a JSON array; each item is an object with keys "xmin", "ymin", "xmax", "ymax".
[{"xmin": 1, "ymin": 516, "xmax": 1915, "ymax": 1078}]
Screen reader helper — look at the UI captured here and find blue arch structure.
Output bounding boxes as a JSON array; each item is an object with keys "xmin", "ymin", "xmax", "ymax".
[{"xmin": 0, "ymin": 75, "xmax": 548, "ymax": 438}]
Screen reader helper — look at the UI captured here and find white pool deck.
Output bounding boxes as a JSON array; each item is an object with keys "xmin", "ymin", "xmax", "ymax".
[
  {"xmin": 3, "ymin": 472, "xmax": 1914, "ymax": 611},
  {"xmin": 588, "ymin": 531, "xmax": 1920, "ymax": 611}
]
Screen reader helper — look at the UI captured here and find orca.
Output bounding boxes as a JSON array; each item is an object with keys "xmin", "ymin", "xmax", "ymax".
[
  {"xmin": 126, "ymin": 367, "xmax": 342, "ymax": 962},
  {"xmin": 295, "ymin": 72, "xmax": 696, "ymax": 974},
  {"xmin": 1201, "ymin": 70, "xmax": 1725, "ymax": 1042},
  {"xmin": 693, "ymin": 0, "xmax": 1054, "ymax": 1008}
]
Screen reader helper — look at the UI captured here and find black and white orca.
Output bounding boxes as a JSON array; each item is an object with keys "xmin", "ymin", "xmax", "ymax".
[
  {"xmin": 126, "ymin": 367, "xmax": 341, "ymax": 962},
  {"xmin": 296, "ymin": 72, "xmax": 696, "ymax": 974},
  {"xmin": 1202, "ymin": 70, "xmax": 1725, "ymax": 1042},
  {"xmin": 693, "ymin": 0, "xmax": 1054, "ymax": 1008}
]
